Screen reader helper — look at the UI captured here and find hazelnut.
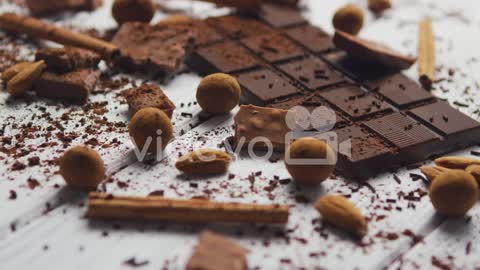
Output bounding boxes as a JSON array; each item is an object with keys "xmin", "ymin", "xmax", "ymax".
[
  {"xmin": 332, "ymin": 4, "xmax": 364, "ymax": 35},
  {"xmin": 196, "ymin": 73, "xmax": 241, "ymax": 114},
  {"xmin": 368, "ymin": 0, "xmax": 392, "ymax": 14},
  {"xmin": 112, "ymin": 0, "xmax": 156, "ymax": 25},
  {"xmin": 60, "ymin": 146, "xmax": 106, "ymax": 191},
  {"xmin": 129, "ymin": 107, "xmax": 174, "ymax": 155},
  {"xmin": 429, "ymin": 170, "xmax": 478, "ymax": 216},
  {"xmin": 157, "ymin": 14, "xmax": 193, "ymax": 26},
  {"xmin": 285, "ymin": 137, "xmax": 336, "ymax": 185},
  {"xmin": 465, "ymin": 165, "xmax": 480, "ymax": 186}
]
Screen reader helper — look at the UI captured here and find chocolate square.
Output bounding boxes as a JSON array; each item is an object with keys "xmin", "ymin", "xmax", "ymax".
[
  {"xmin": 278, "ymin": 57, "xmax": 344, "ymax": 90},
  {"xmin": 258, "ymin": 3, "xmax": 307, "ymax": 28},
  {"xmin": 206, "ymin": 16, "xmax": 273, "ymax": 39},
  {"xmin": 236, "ymin": 69, "xmax": 300, "ymax": 105},
  {"xmin": 188, "ymin": 41, "xmax": 259, "ymax": 74},
  {"xmin": 319, "ymin": 85, "xmax": 391, "ymax": 120},
  {"xmin": 284, "ymin": 24, "xmax": 335, "ymax": 53},
  {"xmin": 241, "ymin": 32, "xmax": 305, "ymax": 63},
  {"xmin": 33, "ymin": 69, "xmax": 100, "ymax": 103},
  {"xmin": 366, "ymin": 74, "xmax": 434, "ymax": 107},
  {"xmin": 35, "ymin": 46, "xmax": 101, "ymax": 72},
  {"xmin": 123, "ymin": 83, "xmax": 176, "ymax": 118}
]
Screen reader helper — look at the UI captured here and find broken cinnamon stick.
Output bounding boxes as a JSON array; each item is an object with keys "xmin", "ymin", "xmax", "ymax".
[
  {"xmin": 418, "ymin": 17, "xmax": 435, "ymax": 89},
  {"xmin": 87, "ymin": 193, "xmax": 289, "ymax": 225},
  {"xmin": 0, "ymin": 13, "xmax": 118, "ymax": 59}
]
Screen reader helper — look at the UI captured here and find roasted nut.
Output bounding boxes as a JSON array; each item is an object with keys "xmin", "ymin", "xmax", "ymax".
[
  {"xmin": 176, "ymin": 149, "xmax": 232, "ymax": 175},
  {"xmin": 368, "ymin": 0, "xmax": 392, "ymax": 13},
  {"xmin": 315, "ymin": 194, "xmax": 368, "ymax": 237},
  {"xmin": 7, "ymin": 60, "xmax": 46, "ymax": 97},
  {"xmin": 156, "ymin": 14, "xmax": 193, "ymax": 26},
  {"xmin": 285, "ymin": 137, "xmax": 336, "ymax": 185},
  {"xmin": 434, "ymin": 156, "xmax": 480, "ymax": 169},
  {"xmin": 196, "ymin": 73, "xmax": 241, "ymax": 114},
  {"xmin": 332, "ymin": 4, "xmax": 364, "ymax": 35},
  {"xmin": 429, "ymin": 170, "xmax": 478, "ymax": 216},
  {"xmin": 1, "ymin": 62, "xmax": 31, "ymax": 83},
  {"xmin": 60, "ymin": 146, "xmax": 106, "ymax": 191},
  {"xmin": 419, "ymin": 166, "xmax": 451, "ymax": 182},
  {"xmin": 112, "ymin": 0, "xmax": 156, "ymax": 25},
  {"xmin": 129, "ymin": 107, "xmax": 174, "ymax": 156},
  {"xmin": 465, "ymin": 165, "xmax": 480, "ymax": 186}
]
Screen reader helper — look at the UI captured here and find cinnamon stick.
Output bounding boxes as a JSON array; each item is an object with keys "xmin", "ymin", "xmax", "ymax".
[
  {"xmin": 418, "ymin": 17, "xmax": 435, "ymax": 89},
  {"xmin": 87, "ymin": 193, "xmax": 290, "ymax": 225},
  {"xmin": 0, "ymin": 13, "xmax": 118, "ymax": 59}
]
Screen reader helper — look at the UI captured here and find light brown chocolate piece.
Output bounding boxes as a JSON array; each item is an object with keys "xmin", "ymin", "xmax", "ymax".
[
  {"xmin": 33, "ymin": 69, "xmax": 100, "ymax": 103},
  {"xmin": 26, "ymin": 0, "xmax": 102, "ymax": 16},
  {"xmin": 333, "ymin": 31, "xmax": 416, "ymax": 70},
  {"xmin": 35, "ymin": 46, "xmax": 101, "ymax": 72},
  {"xmin": 186, "ymin": 231, "xmax": 248, "ymax": 270},
  {"xmin": 234, "ymin": 105, "xmax": 291, "ymax": 151},
  {"xmin": 123, "ymin": 83, "xmax": 176, "ymax": 118}
]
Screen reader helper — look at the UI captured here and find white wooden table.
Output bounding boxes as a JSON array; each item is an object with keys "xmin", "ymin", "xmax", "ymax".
[{"xmin": 1, "ymin": 0, "xmax": 480, "ymax": 269}]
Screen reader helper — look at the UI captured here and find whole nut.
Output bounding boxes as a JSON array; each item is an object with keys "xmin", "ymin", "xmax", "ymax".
[
  {"xmin": 1, "ymin": 62, "xmax": 31, "ymax": 83},
  {"xmin": 7, "ymin": 60, "xmax": 46, "ymax": 97},
  {"xmin": 129, "ymin": 107, "xmax": 174, "ymax": 156},
  {"xmin": 332, "ymin": 4, "xmax": 364, "ymax": 35},
  {"xmin": 315, "ymin": 194, "xmax": 368, "ymax": 237},
  {"xmin": 429, "ymin": 170, "xmax": 478, "ymax": 216},
  {"xmin": 176, "ymin": 149, "xmax": 232, "ymax": 175},
  {"xmin": 112, "ymin": 0, "xmax": 156, "ymax": 25},
  {"xmin": 156, "ymin": 14, "xmax": 193, "ymax": 26},
  {"xmin": 60, "ymin": 145, "xmax": 106, "ymax": 191},
  {"xmin": 419, "ymin": 166, "xmax": 451, "ymax": 182},
  {"xmin": 465, "ymin": 165, "xmax": 480, "ymax": 186},
  {"xmin": 285, "ymin": 137, "xmax": 336, "ymax": 185},
  {"xmin": 368, "ymin": 0, "xmax": 392, "ymax": 13},
  {"xmin": 196, "ymin": 73, "xmax": 241, "ymax": 114},
  {"xmin": 434, "ymin": 156, "xmax": 480, "ymax": 169}
]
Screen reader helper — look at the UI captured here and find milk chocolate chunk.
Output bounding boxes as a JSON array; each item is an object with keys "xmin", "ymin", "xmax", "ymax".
[
  {"xmin": 35, "ymin": 46, "xmax": 101, "ymax": 72},
  {"xmin": 241, "ymin": 32, "xmax": 304, "ymax": 63},
  {"xmin": 285, "ymin": 24, "xmax": 335, "ymax": 53},
  {"xmin": 206, "ymin": 15, "xmax": 273, "ymax": 39},
  {"xmin": 33, "ymin": 69, "xmax": 99, "ymax": 103},
  {"xmin": 257, "ymin": 3, "xmax": 306, "ymax": 28},
  {"xmin": 333, "ymin": 31, "xmax": 417, "ymax": 70},
  {"xmin": 112, "ymin": 23, "xmax": 194, "ymax": 74},
  {"xmin": 234, "ymin": 105, "xmax": 290, "ymax": 151},
  {"xmin": 26, "ymin": 0, "xmax": 102, "ymax": 16},
  {"xmin": 235, "ymin": 69, "xmax": 300, "ymax": 105},
  {"xmin": 123, "ymin": 83, "xmax": 175, "ymax": 117},
  {"xmin": 186, "ymin": 231, "xmax": 248, "ymax": 270}
]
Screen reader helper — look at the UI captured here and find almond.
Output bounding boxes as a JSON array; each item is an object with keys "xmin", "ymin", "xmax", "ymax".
[
  {"xmin": 465, "ymin": 165, "xmax": 480, "ymax": 186},
  {"xmin": 7, "ymin": 60, "xmax": 46, "ymax": 97},
  {"xmin": 420, "ymin": 166, "xmax": 451, "ymax": 182},
  {"xmin": 434, "ymin": 156, "xmax": 480, "ymax": 169},
  {"xmin": 175, "ymin": 149, "xmax": 232, "ymax": 175},
  {"xmin": 1, "ymin": 62, "xmax": 31, "ymax": 83},
  {"xmin": 315, "ymin": 194, "xmax": 368, "ymax": 237}
]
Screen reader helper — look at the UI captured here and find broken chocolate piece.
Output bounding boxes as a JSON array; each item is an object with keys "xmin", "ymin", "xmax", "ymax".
[
  {"xmin": 257, "ymin": 3, "xmax": 306, "ymax": 28},
  {"xmin": 112, "ymin": 23, "xmax": 194, "ymax": 74},
  {"xmin": 26, "ymin": 0, "xmax": 102, "ymax": 16},
  {"xmin": 123, "ymin": 83, "xmax": 176, "ymax": 118},
  {"xmin": 186, "ymin": 231, "xmax": 248, "ymax": 270},
  {"xmin": 33, "ymin": 69, "xmax": 99, "ymax": 103},
  {"xmin": 35, "ymin": 46, "xmax": 101, "ymax": 72},
  {"xmin": 333, "ymin": 31, "xmax": 417, "ymax": 70}
]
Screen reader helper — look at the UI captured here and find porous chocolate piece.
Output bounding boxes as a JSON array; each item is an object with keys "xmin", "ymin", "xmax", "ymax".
[
  {"xmin": 278, "ymin": 56, "xmax": 344, "ymax": 90},
  {"xmin": 186, "ymin": 231, "xmax": 248, "ymax": 270},
  {"xmin": 241, "ymin": 32, "xmax": 304, "ymax": 63},
  {"xmin": 112, "ymin": 23, "xmax": 194, "ymax": 74},
  {"xmin": 206, "ymin": 16, "xmax": 273, "ymax": 39},
  {"xmin": 190, "ymin": 20, "xmax": 224, "ymax": 47},
  {"xmin": 235, "ymin": 69, "xmax": 300, "ymax": 105},
  {"xmin": 33, "ymin": 69, "xmax": 99, "ymax": 103},
  {"xmin": 35, "ymin": 46, "xmax": 101, "ymax": 72},
  {"xmin": 319, "ymin": 85, "xmax": 391, "ymax": 120},
  {"xmin": 365, "ymin": 74, "xmax": 434, "ymax": 107},
  {"xmin": 26, "ymin": 0, "xmax": 102, "ymax": 16},
  {"xmin": 257, "ymin": 3, "xmax": 306, "ymax": 28},
  {"xmin": 285, "ymin": 24, "xmax": 335, "ymax": 53},
  {"xmin": 188, "ymin": 41, "xmax": 259, "ymax": 75},
  {"xmin": 234, "ymin": 105, "xmax": 291, "ymax": 151},
  {"xmin": 123, "ymin": 83, "xmax": 175, "ymax": 118}
]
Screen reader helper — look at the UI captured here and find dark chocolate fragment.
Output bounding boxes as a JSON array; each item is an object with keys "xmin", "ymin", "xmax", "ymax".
[
  {"xmin": 241, "ymin": 32, "xmax": 304, "ymax": 63},
  {"xmin": 257, "ymin": 3, "xmax": 307, "ymax": 28},
  {"xmin": 188, "ymin": 41, "xmax": 259, "ymax": 75},
  {"xmin": 278, "ymin": 56, "xmax": 344, "ymax": 90},
  {"xmin": 235, "ymin": 69, "xmax": 300, "ymax": 105},
  {"xmin": 33, "ymin": 69, "xmax": 99, "ymax": 103},
  {"xmin": 123, "ymin": 83, "xmax": 176, "ymax": 118},
  {"xmin": 35, "ymin": 46, "xmax": 101, "ymax": 72},
  {"xmin": 26, "ymin": 0, "xmax": 102, "ymax": 16},
  {"xmin": 285, "ymin": 24, "xmax": 335, "ymax": 53},
  {"xmin": 112, "ymin": 23, "xmax": 194, "ymax": 74},
  {"xmin": 319, "ymin": 85, "xmax": 391, "ymax": 119},
  {"xmin": 206, "ymin": 15, "xmax": 273, "ymax": 39}
]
